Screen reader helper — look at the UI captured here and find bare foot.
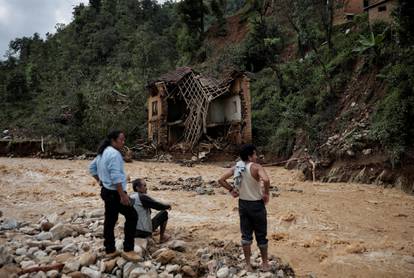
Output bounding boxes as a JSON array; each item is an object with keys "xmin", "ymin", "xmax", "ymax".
[
  {"xmin": 260, "ymin": 263, "xmax": 271, "ymax": 272},
  {"xmin": 246, "ymin": 264, "xmax": 253, "ymax": 272},
  {"xmin": 159, "ymin": 233, "xmax": 171, "ymax": 243}
]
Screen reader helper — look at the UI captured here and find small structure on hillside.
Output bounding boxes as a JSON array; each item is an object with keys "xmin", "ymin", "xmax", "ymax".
[
  {"xmin": 333, "ymin": 0, "xmax": 365, "ymax": 25},
  {"xmin": 364, "ymin": 0, "xmax": 398, "ymax": 23},
  {"xmin": 146, "ymin": 67, "xmax": 252, "ymax": 151}
]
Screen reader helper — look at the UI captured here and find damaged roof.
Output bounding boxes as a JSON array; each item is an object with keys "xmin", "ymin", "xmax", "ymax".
[{"xmin": 148, "ymin": 67, "xmax": 249, "ymax": 88}]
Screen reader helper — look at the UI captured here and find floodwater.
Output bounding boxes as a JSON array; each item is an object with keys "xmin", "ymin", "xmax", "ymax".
[{"xmin": 0, "ymin": 158, "xmax": 413, "ymax": 277}]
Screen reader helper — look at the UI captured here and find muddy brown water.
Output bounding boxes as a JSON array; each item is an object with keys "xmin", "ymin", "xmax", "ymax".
[{"xmin": 0, "ymin": 158, "xmax": 413, "ymax": 277}]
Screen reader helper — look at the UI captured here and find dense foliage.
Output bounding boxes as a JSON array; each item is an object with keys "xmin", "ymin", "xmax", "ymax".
[{"xmin": 0, "ymin": 0, "xmax": 413, "ymax": 165}]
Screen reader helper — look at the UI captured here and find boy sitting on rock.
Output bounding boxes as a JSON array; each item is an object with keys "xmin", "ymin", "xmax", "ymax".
[{"xmin": 130, "ymin": 178, "xmax": 171, "ymax": 243}]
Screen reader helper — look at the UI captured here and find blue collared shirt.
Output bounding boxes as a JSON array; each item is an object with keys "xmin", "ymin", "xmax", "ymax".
[{"xmin": 89, "ymin": 146, "xmax": 127, "ymax": 191}]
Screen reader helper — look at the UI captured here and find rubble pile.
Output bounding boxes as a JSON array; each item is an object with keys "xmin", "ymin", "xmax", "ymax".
[
  {"xmin": 0, "ymin": 210, "xmax": 295, "ymax": 278},
  {"xmin": 155, "ymin": 177, "xmax": 218, "ymax": 195}
]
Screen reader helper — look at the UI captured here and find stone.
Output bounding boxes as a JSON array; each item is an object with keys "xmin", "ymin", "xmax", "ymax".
[
  {"xmin": 362, "ymin": 149, "xmax": 372, "ymax": 155},
  {"xmin": 62, "ymin": 243, "xmax": 78, "ymax": 253},
  {"xmin": 47, "ymin": 269, "xmax": 60, "ymax": 278},
  {"xmin": 86, "ymin": 209, "xmax": 105, "ymax": 218},
  {"xmin": 123, "ymin": 262, "xmax": 138, "ymax": 278},
  {"xmin": 62, "ymin": 237, "xmax": 75, "ymax": 246},
  {"xmin": 28, "ymin": 247, "xmax": 39, "ymax": 254},
  {"xmin": 40, "ymin": 220, "xmax": 54, "ymax": 231},
  {"xmin": 181, "ymin": 266, "xmax": 196, "ymax": 277},
  {"xmin": 166, "ymin": 240, "xmax": 187, "ymax": 252},
  {"xmin": 174, "ymin": 275, "xmax": 183, "ymax": 278},
  {"xmin": 63, "ymin": 260, "xmax": 81, "ymax": 273},
  {"xmin": 346, "ymin": 149, "xmax": 355, "ymax": 157},
  {"xmin": 50, "ymin": 223, "xmax": 75, "ymax": 240},
  {"xmin": 152, "ymin": 248, "xmax": 168, "ymax": 258},
  {"xmin": 129, "ymin": 267, "xmax": 147, "ymax": 277},
  {"xmin": 159, "ymin": 272, "xmax": 173, "ymax": 278},
  {"xmin": 80, "ymin": 266, "xmax": 101, "ymax": 278},
  {"xmin": 79, "ymin": 252, "xmax": 97, "ymax": 266},
  {"xmin": 32, "ymin": 271, "xmax": 47, "ymax": 278},
  {"xmin": 0, "ymin": 218, "xmax": 18, "ymax": 230},
  {"xmin": 133, "ymin": 245, "xmax": 143, "ymax": 257},
  {"xmin": 20, "ymin": 260, "xmax": 37, "ymax": 269},
  {"xmin": 46, "ymin": 244, "xmax": 64, "ymax": 252},
  {"xmin": 46, "ymin": 213, "xmax": 60, "ymax": 225},
  {"xmin": 34, "ymin": 250, "xmax": 48, "ymax": 258},
  {"xmin": 65, "ymin": 271, "xmax": 85, "ymax": 278},
  {"xmin": 156, "ymin": 249, "xmax": 176, "ymax": 264},
  {"xmin": 276, "ymin": 270, "xmax": 285, "ymax": 278},
  {"xmin": 35, "ymin": 232, "xmax": 53, "ymax": 241},
  {"xmin": 166, "ymin": 264, "xmax": 180, "ymax": 273},
  {"xmin": 15, "ymin": 247, "xmax": 27, "ymax": 256},
  {"xmin": 101, "ymin": 258, "xmax": 117, "ymax": 273},
  {"xmin": 134, "ymin": 238, "xmax": 148, "ymax": 251},
  {"xmin": 260, "ymin": 272, "xmax": 273, "ymax": 278},
  {"xmin": 116, "ymin": 257, "xmax": 127, "ymax": 268},
  {"xmin": 55, "ymin": 253, "xmax": 75, "ymax": 263},
  {"xmin": 216, "ymin": 267, "xmax": 229, "ymax": 278}
]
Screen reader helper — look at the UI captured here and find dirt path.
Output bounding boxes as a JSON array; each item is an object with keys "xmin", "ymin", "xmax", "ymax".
[{"xmin": 1, "ymin": 158, "xmax": 413, "ymax": 277}]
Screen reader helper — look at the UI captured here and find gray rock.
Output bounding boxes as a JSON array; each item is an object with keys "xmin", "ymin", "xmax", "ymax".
[
  {"xmin": 61, "ymin": 237, "xmax": 75, "ymax": 246},
  {"xmin": 217, "ymin": 266, "xmax": 229, "ymax": 278},
  {"xmin": 0, "ymin": 218, "xmax": 18, "ymax": 230},
  {"xmin": 362, "ymin": 148, "xmax": 372, "ymax": 155},
  {"xmin": 46, "ymin": 269, "xmax": 59, "ymax": 278},
  {"xmin": 28, "ymin": 247, "xmax": 40, "ymax": 254},
  {"xmin": 260, "ymin": 272, "xmax": 273, "ymax": 278},
  {"xmin": 277, "ymin": 270, "xmax": 285, "ymax": 278},
  {"xmin": 20, "ymin": 260, "xmax": 36, "ymax": 269},
  {"xmin": 81, "ymin": 266, "xmax": 101, "ymax": 278},
  {"xmin": 15, "ymin": 247, "xmax": 27, "ymax": 256},
  {"xmin": 116, "ymin": 257, "xmax": 127, "ymax": 268},
  {"xmin": 61, "ymin": 243, "xmax": 78, "ymax": 253},
  {"xmin": 0, "ymin": 246, "xmax": 13, "ymax": 267},
  {"xmin": 50, "ymin": 223, "xmax": 75, "ymax": 240},
  {"xmin": 134, "ymin": 238, "xmax": 148, "ymax": 251},
  {"xmin": 129, "ymin": 267, "xmax": 147, "ymax": 277},
  {"xmin": 159, "ymin": 272, "xmax": 173, "ymax": 278},
  {"xmin": 174, "ymin": 275, "xmax": 182, "ymax": 278},
  {"xmin": 166, "ymin": 240, "xmax": 187, "ymax": 252},
  {"xmin": 165, "ymin": 264, "xmax": 179, "ymax": 273},
  {"xmin": 45, "ymin": 244, "xmax": 64, "ymax": 252},
  {"xmin": 32, "ymin": 271, "xmax": 47, "ymax": 278},
  {"xmin": 35, "ymin": 232, "xmax": 53, "ymax": 241},
  {"xmin": 123, "ymin": 262, "xmax": 138, "ymax": 278},
  {"xmin": 33, "ymin": 250, "xmax": 48, "ymax": 258},
  {"xmin": 86, "ymin": 209, "xmax": 105, "ymax": 218},
  {"xmin": 63, "ymin": 260, "xmax": 80, "ymax": 273},
  {"xmin": 46, "ymin": 213, "xmax": 59, "ymax": 225}
]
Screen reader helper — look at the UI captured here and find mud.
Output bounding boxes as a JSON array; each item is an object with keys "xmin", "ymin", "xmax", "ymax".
[{"xmin": 0, "ymin": 158, "xmax": 413, "ymax": 277}]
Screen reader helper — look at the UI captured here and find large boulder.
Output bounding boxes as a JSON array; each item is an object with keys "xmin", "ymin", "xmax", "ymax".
[{"xmin": 50, "ymin": 223, "xmax": 75, "ymax": 240}]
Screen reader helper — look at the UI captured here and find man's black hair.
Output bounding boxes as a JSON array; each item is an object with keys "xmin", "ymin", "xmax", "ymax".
[
  {"xmin": 240, "ymin": 144, "xmax": 257, "ymax": 161},
  {"xmin": 132, "ymin": 178, "xmax": 144, "ymax": 192}
]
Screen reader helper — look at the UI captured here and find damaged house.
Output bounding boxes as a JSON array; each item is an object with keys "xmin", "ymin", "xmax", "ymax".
[{"xmin": 147, "ymin": 67, "xmax": 252, "ymax": 151}]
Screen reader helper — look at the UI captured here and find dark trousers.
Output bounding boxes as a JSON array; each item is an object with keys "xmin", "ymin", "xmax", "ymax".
[
  {"xmin": 135, "ymin": 210, "xmax": 168, "ymax": 238},
  {"xmin": 101, "ymin": 187, "xmax": 137, "ymax": 253},
  {"xmin": 239, "ymin": 199, "xmax": 268, "ymax": 247}
]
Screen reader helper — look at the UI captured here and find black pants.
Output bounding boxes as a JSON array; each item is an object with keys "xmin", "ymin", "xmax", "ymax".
[
  {"xmin": 101, "ymin": 187, "xmax": 137, "ymax": 253},
  {"xmin": 135, "ymin": 210, "xmax": 168, "ymax": 238},
  {"xmin": 239, "ymin": 199, "xmax": 268, "ymax": 247}
]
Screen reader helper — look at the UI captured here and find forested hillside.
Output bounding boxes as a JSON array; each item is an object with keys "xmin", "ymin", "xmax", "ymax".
[{"xmin": 0, "ymin": 0, "xmax": 413, "ymax": 190}]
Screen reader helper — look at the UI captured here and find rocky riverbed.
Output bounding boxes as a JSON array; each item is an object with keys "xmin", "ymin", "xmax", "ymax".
[{"xmin": 1, "ymin": 158, "xmax": 414, "ymax": 277}]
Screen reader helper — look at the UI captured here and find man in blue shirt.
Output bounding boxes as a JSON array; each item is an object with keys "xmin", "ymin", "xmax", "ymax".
[{"xmin": 89, "ymin": 130, "xmax": 139, "ymax": 262}]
